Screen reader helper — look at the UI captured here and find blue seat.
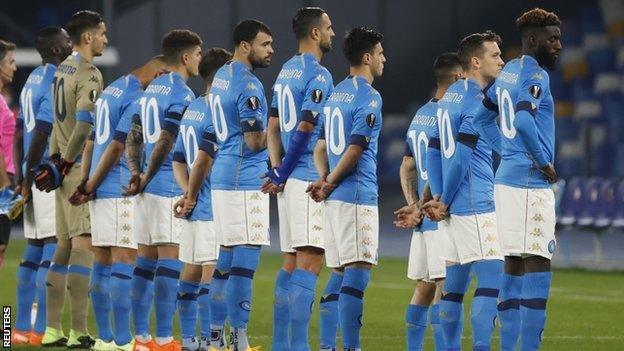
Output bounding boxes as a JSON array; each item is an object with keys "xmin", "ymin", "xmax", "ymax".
[
  {"xmin": 559, "ymin": 177, "xmax": 584, "ymax": 225},
  {"xmin": 577, "ymin": 177, "xmax": 602, "ymax": 226},
  {"xmin": 594, "ymin": 179, "xmax": 616, "ymax": 228},
  {"xmin": 612, "ymin": 180, "xmax": 624, "ymax": 228}
]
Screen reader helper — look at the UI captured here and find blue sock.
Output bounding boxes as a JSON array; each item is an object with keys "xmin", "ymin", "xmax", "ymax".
[
  {"xmin": 90, "ymin": 262, "xmax": 113, "ymax": 341},
  {"xmin": 498, "ymin": 274, "xmax": 523, "ymax": 351},
  {"xmin": 16, "ymin": 244, "xmax": 43, "ymax": 332},
  {"xmin": 154, "ymin": 259, "xmax": 182, "ymax": 338},
  {"xmin": 110, "ymin": 262, "xmax": 134, "ymax": 346},
  {"xmin": 210, "ymin": 249, "xmax": 233, "ymax": 329},
  {"xmin": 429, "ymin": 303, "xmax": 445, "ymax": 351},
  {"xmin": 131, "ymin": 256, "xmax": 157, "ymax": 337},
  {"xmin": 471, "ymin": 260, "xmax": 503, "ymax": 351},
  {"xmin": 272, "ymin": 269, "xmax": 291, "ymax": 351},
  {"xmin": 320, "ymin": 271, "xmax": 342, "ymax": 349},
  {"xmin": 440, "ymin": 263, "xmax": 472, "ymax": 351},
  {"xmin": 406, "ymin": 304, "xmax": 428, "ymax": 351},
  {"xmin": 520, "ymin": 271, "xmax": 551, "ymax": 351},
  {"xmin": 34, "ymin": 243, "xmax": 56, "ymax": 335},
  {"xmin": 178, "ymin": 280, "xmax": 200, "ymax": 338},
  {"xmin": 289, "ymin": 269, "xmax": 317, "ymax": 351},
  {"xmin": 339, "ymin": 267, "xmax": 371, "ymax": 349},
  {"xmin": 226, "ymin": 246, "xmax": 261, "ymax": 328},
  {"xmin": 198, "ymin": 283, "xmax": 211, "ymax": 338}
]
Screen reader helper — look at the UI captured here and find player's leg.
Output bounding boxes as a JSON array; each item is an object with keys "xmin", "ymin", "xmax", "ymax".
[
  {"xmin": 67, "ymin": 233, "xmax": 96, "ymax": 348},
  {"xmin": 425, "ymin": 228, "xmax": 449, "ymax": 351},
  {"xmin": 289, "ymin": 247, "xmax": 323, "ymax": 351},
  {"xmin": 209, "ymin": 247, "xmax": 233, "ymax": 350},
  {"xmin": 273, "ymin": 190, "xmax": 294, "ymax": 351},
  {"xmin": 319, "ymin": 201, "xmax": 342, "ymax": 351},
  {"xmin": 33, "ymin": 237, "xmax": 57, "ymax": 344},
  {"xmin": 90, "ymin": 246, "xmax": 114, "ymax": 346},
  {"xmin": 499, "ymin": 256, "xmax": 523, "ymax": 351},
  {"xmin": 429, "ymin": 279, "xmax": 446, "ymax": 351},
  {"xmin": 178, "ymin": 263, "xmax": 201, "ymax": 350},
  {"xmin": 130, "ymin": 193, "xmax": 158, "ymax": 346},
  {"xmin": 154, "ymin": 244, "xmax": 182, "ymax": 346},
  {"xmin": 495, "ymin": 184, "xmax": 527, "ymax": 351},
  {"xmin": 439, "ymin": 262, "xmax": 471, "ymax": 351},
  {"xmin": 109, "ymin": 246, "xmax": 136, "ymax": 350},
  {"xmin": 198, "ymin": 262, "xmax": 216, "ymax": 351},
  {"xmin": 14, "ymin": 238, "xmax": 43, "ymax": 343},
  {"xmin": 405, "ymin": 230, "xmax": 434, "ymax": 351},
  {"xmin": 520, "ymin": 187, "xmax": 556, "ymax": 351}
]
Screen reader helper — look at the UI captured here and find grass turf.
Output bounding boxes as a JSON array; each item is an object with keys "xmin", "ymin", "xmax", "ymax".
[{"xmin": 2, "ymin": 239, "xmax": 624, "ymax": 350}]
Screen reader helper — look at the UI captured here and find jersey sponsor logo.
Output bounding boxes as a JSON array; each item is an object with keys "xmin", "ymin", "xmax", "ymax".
[
  {"xmin": 316, "ymin": 74, "xmax": 327, "ymax": 83},
  {"xmin": 530, "ymin": 85, "xmax": 541, "ymax": 99},
  {"xmin": 369, "ymin": 99, "xmax": 378, "ymax": 108},
  {"xmin": 531, "ymin": 72, "xmax": 544, "ymax": 81},
  {"xmin": 311, "ymin": 89, "xmax": 323, "ymax": 103},
  {"xmin": 366, "ymin": 113, "xmax": 376, "ymax": 128},
  {"xmin": 184, "ymin": 94, "xmax": 193, "ymax": 102},
  {"xmin": 246, "ymin": 82, "xmax": 257, "ymax": 91},
  {"xmin": 247, "ymin": 96, "xmax": 260, "ymax": 110}
]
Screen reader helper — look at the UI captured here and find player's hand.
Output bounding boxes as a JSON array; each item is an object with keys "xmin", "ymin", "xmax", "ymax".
[
  {"xmin": 122, "ymin": 172, "xmax": 141, "ymax": 196},
  {"xmin": 393, "ymin": 204, "xmax": 423, "ymax": 228},
  {"xmin": 306, "ymin": 178, "xmax": 324, "ymax": 202},
  {"xmin": 539, "ymin": 163, "xmax": 557, "ymax": 184},
  {"xmin": 12, "ymin": 184, "xmax": 22, "ymax": 200},
  {"xmin": 261, "ymin": 168, "xmax": 286, "ymax": 194},
  {"xmin": 422, "ymin": 198, "xmax": 448, "ymax": 221},
  {"xmin": 33, "ymin": 153, "xmax": 64, "ymax": 192},
  {"xmin": 261, "ymin": 181, "xmax": 284, "ymax": 194},
  {"xmin": 173, "ymin": 195, "xmax": 197, "ymax": 218},
  {"xmin": 69, "ymin": 178, "xmax": 95, "ymax": 206},
  {"xmin": 20, "ymin": 180, "xmax": 32, "ymax": 203}
]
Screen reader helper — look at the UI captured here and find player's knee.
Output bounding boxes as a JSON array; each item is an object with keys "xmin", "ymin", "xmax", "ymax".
[
  {"xmin": 52, "ymin": 242, "xmax": 71, "ymax": 265},
  {"xmin": 524, "ymin": 255, "xmax": 551, "ymax": 273},
  {"xmin": 137, "ymin": 244, "xmax": 158, "ymax": 260},
  {"xmin": 157, "ymin": 244, "xmax": 179, "ymax": 259},
  {"xmin": 412, "ymin": 281, "xmax": 436, "ymax": 305},
  {"xmin": 71, "ymin": 234, "xmax": 92, "ymax": 250},
  {"xmin": 92, "ymin": 247, "xmax": 111, "ymax": 265},
  {"xmin": 181, "ymin": 263, "xmax": 202, "ymax": 282},
  {"xmin": 343, "ymin": 261, "xmax": 372, "ymax": 270},
  {"xmin": 282, "ymin": 252, "xmax": 296, "ymax": 272}
]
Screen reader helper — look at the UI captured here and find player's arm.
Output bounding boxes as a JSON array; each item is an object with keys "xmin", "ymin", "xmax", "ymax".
[
  {"xmin": 425, "ymin": 126, "xmax": 443, "ymax": 198},
  {"xmin": 184, "ymin": 132, "xmax": 216, "ymax": 212},
  {"xmin": 12, "ymin": 116, "xmax": 23, "ymax": 188},
  {"xmin": 266, "ymin": 114, "xmax": 283, "ymax": 168},
  {"xmin": 399, "ymin": 152, "xmax": 419, "ymax": 206},
  {"xmin": 24, "ymin": 90, "xmax": 55, "ymax": 190},
  {"xmin": 125, "ymin": 114, "xmax": 143, "ymax": 177},
  {"xmin": 474, "ymin": 87, "xmax": 502, "ymax": 155},
  {"xmin": 80, "ymin": 136, "xmax": 94, "ymax": 182},
  {"xmin": 313, "ymin": 130, "xmax": 329, "ymax": 178},
  {"xmin": 514, "ymin": 71, "xmax": 552, "ymax": 172},
  {"xmin": 172, "ymin": 136, "xmax": 188, "ymax": 192},
  {"xmin": 240, "ymin": 87, "xmax": 267, "ymax": 152}
]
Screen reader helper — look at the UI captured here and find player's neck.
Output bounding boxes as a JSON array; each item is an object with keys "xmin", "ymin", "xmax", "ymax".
[
  {"xmin": 232, "ymin": 51, "xmax": 253, "ymax": 70},
  {"xmin": 465, "ymin": 71, "xmax": 488, "ymax": 89},
  {"xmin": 349, "ymin": 66, "xmax": 373, "ymax": 84},
  {"xmin": 42, "ymin": 57, "xmax": 61, "ymax": 66},
  {"xmin": 167, "ymin": 65, "xmax": 190, "ymax": 81},
  {"xmin": 73, "ymin": 45, "xmax": 94, "ymax": 62},
  {"xmin": 204, "ymin": 83, "xmax": 212, "ymax": 94},
  {"xmin": 434, "ymin": 86, "xmax": 448, "ymax": 100},
  {"xmin": 298, "ymin": 41, "xmax": 323, "ymax": 61}
]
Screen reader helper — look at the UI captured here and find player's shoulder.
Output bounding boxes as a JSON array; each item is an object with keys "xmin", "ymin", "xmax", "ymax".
[{"xmin": 519, "ymin": 55, "xmax": 549, "ymax": 83}]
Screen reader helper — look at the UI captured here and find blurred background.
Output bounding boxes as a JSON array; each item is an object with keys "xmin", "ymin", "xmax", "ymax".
[{"xmin": 2, "ymin": 0, "xmax": 624, "ymax": 269}]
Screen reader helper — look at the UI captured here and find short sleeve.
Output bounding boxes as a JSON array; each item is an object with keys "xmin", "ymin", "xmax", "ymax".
[
  {"xmin": 301, "ymin": 69, "xmax": 333, "ymax": 114},
  {"xmin": 37, "ymin": 88, "xmax": 54, "ymax": 124},
  {"xmin": 76, "ymin": 67, "xmax": 103, "ymax": 123},
  {"xmin": 517, "ymin": 68, "xmax": 548, "ymax": 115},
  {"xmin": 457, "ymin": 92, "xmax": 481, "ymax": 148},
  {"xmin": 164, "ymin": 87, "xmax": 194, "ymax": 133},
  {"xmin": 269, "ymin": 86, "xmax": 278, "ymax": 117},
  {"xmin": 237, "ymin": 78, "xmax": 265, "ymax": 123},
  {"xmin": 113, "ymin": 98, "xmax": 140, "ymax": 142},
  {"xmin": 173, "ymin": 133, "xmax": 185, "ymax": 162},
  {"xmin": 352, "ymin": 93, "xmax": 382, "ymax": 138}
]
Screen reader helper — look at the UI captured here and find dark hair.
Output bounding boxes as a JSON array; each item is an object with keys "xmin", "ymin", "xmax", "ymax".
[
  {"xmin": 292, "ymin": 7, "xmax": 326, "ymax": 40},
  {"xmin": 457, "ymin": 30, "xmax": 502, "ymax": 70},
  {"xmin": 0, "ymin": 39, "xmax": 16, "ymax": 61},
  {"xmin": 233, "ymin": 19, "xmax": 272, "ymax": 45},
  {"xmin": 66, "ymin": 10, "xmax": 103, "ymax": 44},
  {"xmin": 35, "ymin": 26, "xmax": 64, "ymax": 58},
  {"xmin": 516, "ymin": 8, "xmax": 561, "ymax": 34},
  {"xmin": 199, "ymin": 47, "xmax": 232, "ymax": 80},
  {"xmin": 162, "ymin": 29, "xmax": 203, "ymax": 65},
  {"xmin": 433, "ymin": 52, "xmax": 461, "ymax": 83},
  {"xmin": 343, "ymin": 27, "xmax": 383, "ymax": 66}
]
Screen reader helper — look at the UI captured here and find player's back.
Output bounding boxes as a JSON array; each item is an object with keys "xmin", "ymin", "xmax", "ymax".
[
  {"xmin": 90, "ymin": 74, "xmax": 142, "ymax": 198},
  {"xmin": 53, "ymin": 52, "xmax": 103, "ymax": 154},
  {"xmin": 271, "ymin": 53, "xmax": 333, "ymax": 181},
  {"xmin": 406, "ymin": 99, "xmax": 439, "ymax": 232},
  {"xmin": 140, "ymin": 72, "xmax": 194, "ymax": 196},
  {"xmin": 324, "ymin": 75, "xmax": 382, "ymax": 206},
  {"xmin": 438, "ymin": 78, "xmax": 494, "ymax": 215},
  {"xmin": 174, "ymin": 95, "xmax": 213, "ymax": 221},
  {"xmin": 19, "ymin": 64, "xmax": 56, "ymax": 158},
  {"xmin": 490, "ymin": 55, "xmax": 555, "ymax": 188},
  {"xmin": 209, "ymin": 60, "xmax": 268, "ymax": 191}
]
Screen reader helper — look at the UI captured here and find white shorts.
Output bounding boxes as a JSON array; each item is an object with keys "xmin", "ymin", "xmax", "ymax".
[
  {"xmin": 133, "ymin": 193, "xmax": 183, "ymax": 245},
  {"xmin": 442, "ymin": 211, "xmax": 504, "ymax": 264},
  {"xmin": 23, "ymin": 186, "xmax": 56, "ymax": 240},
  {"xmin": 180, "ymin": 219, "xmax": 219, "ymax": 265},
  {"xmin": 495, "ymin": 184, "xmax": 557, "ymax": 260},
  {"xmin": 323, "ymin": 200, "xmax": 379, "ymax": 268},
  {"xmin": 89, "ymin": 197, "xmax": 136, "ymax": 249},
  {"xmin": 212, "ymin": 190, "xmax": 270, "ymax": 246},
  {"xmin": 407, "ymin": 228, "xmax": 449, "ymax": 281},
  {"xmin": 277, "ymin": 178, "xmax": 324, "ymax": 253}
]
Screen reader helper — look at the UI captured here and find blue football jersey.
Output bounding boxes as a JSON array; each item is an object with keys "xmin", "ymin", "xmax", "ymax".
[
  {"xmin": 138, "ymin": 72, "xmax": 194, "ymax": 197},
  {"xmin": 209, "ymin": 61, "xmax": 268, "ymax": 191},
  {"xmin": 173, "ymin": 95, "xmax": 214, "ymax": 221},
  {"xmin": 18, "ymin": 64, "xmax": 56, "ymax": 162},
  {"xmin": 323, "ymin": 75, "xmax": 382, "ymax": 206},
  {"xmin": 486, "ymin": 55, "xmax": 555, "ymax": 189},
  {"xmin": 435, "ymin": 78, "xmax": 495, "ymax": 215},
  {"xmin": 405, "ymin": 99, "xmax": 439, "ymax": 232},
  {"xmin": 89, "ymin": 75, "xmax": 142, "ymax": 199},
  {"xmin": 270, "ymin": 53, "xmax": 333, "ymax": 181}
]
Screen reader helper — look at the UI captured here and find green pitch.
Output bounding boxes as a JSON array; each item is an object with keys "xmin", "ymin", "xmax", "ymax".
[{"xmin": 2, "ymin": 239, "xmax": 623, "ymax": 350}]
